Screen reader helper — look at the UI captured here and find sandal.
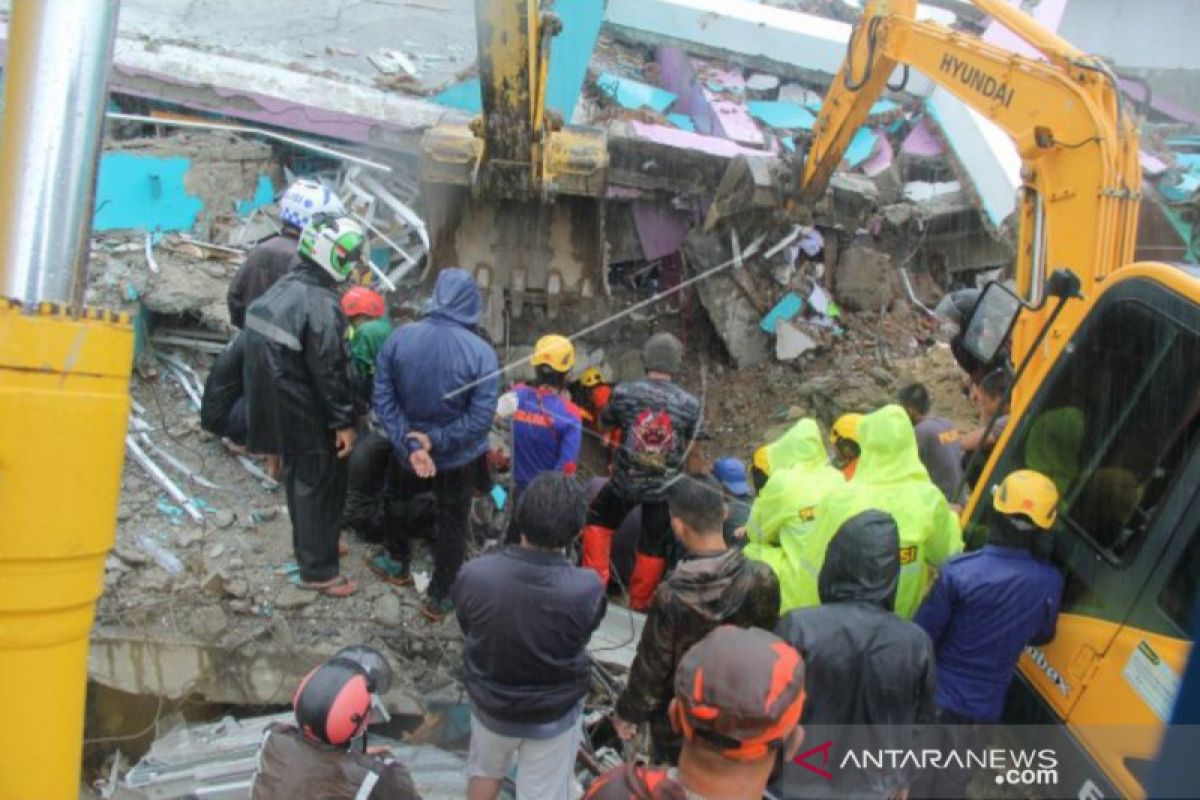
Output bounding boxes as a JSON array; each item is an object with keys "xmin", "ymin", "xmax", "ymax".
[{"xmin": 298, "ymin": 575, "xmax": 358, "ymax": 597}]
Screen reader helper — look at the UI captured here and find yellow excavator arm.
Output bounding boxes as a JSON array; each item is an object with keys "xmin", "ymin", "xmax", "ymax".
[{"xmin": 719, "ymin": 0, "xmax": 1142, "ymax": 414}]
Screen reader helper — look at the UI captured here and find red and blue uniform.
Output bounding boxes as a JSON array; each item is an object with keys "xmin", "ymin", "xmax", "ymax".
[{"xmin": 511, "ymin": 385, "xmax": 583, "ymax": 490}]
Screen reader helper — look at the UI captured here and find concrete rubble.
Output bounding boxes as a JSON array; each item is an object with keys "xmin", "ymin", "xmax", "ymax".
[{"xmin": 52, "ymin": 0, "xmax": 1197, "ymax": 792}]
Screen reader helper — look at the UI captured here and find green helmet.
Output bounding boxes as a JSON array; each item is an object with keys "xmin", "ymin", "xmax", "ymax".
[{"xmin": 298, "ymin": 214, "xmax": 366, "ymax": 282}]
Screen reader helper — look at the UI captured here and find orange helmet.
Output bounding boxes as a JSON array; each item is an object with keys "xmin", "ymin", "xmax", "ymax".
[
  {"xmin": 340, "ymin": 286, "xmax": 386, "ymax": 319},
  {"xmin": 293, "ymin": 657, "xmax": 373, "ymax": 746},
  {"xmin": 674, "ymin": 626, "xmax": 805, "ymax": 761}
]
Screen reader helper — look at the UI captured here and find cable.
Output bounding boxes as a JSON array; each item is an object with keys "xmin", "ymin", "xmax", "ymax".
[{"xmin": 843, "ymin": 16, "xmax": 883, "ymax": 92}]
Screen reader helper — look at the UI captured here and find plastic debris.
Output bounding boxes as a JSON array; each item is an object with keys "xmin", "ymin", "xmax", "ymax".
[
  {"xmin": 137, "ymin": 534, "xmax": 185, "ymax": 575},
  {"xmin": 760, "ymin": 293, "xmax": 804, "ymax": 334},
  {"xmin": 126, "ymin": 435, "xmax": 206, "ymax": 524},
  {"xmin": 490, "ymin": 484, "xmax": 508, "ymax": 510}
]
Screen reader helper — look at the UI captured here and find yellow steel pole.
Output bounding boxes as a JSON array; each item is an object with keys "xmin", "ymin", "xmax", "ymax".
[{"xmin": 0, "ymin": 2, "xmax": 129, "ymax": 798}]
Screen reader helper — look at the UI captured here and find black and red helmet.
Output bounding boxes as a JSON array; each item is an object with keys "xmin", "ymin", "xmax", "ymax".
[{"xmin": 292, "ymin": 657, "xmax": 373, "ymax": 746}]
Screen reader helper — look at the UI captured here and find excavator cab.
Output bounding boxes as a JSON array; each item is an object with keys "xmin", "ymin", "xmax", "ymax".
[{"xmin": 420, "ymin": 0, "xmax": 609, "ymax": 339}]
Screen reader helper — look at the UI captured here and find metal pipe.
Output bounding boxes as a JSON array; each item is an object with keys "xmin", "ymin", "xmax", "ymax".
[{"xmin": 0, "ymin": 0, "xmax": 121, "ymax": 307}]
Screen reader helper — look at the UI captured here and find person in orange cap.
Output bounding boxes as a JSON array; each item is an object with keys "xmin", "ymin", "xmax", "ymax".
[{"xmin": 586, "ymin": 626, "xmax": 806, "ymax": 799}]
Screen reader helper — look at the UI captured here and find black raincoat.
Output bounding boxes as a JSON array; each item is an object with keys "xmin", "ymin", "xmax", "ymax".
[
  {"xmin": 773, "ymin": 510, "xmax": 936, "ymax": 799},
  {"xmin": 242, "ymin": 260, "xmax": 357, "ymax": 455},
  {"xmin": 200, "ymin": 332, "xmax": 247, "ymax": 443}
]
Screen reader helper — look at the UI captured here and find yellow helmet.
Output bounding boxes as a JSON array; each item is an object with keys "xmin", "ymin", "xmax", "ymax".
[
  {"xmin": 993, "ymin": 469, "xmax": 1059, "ymax": 530},
  {"xmin": 830, "ymin": 413, "xmax": 863, "ymax": 445},
  {"xmin": 580, "ymin": 366, "xmax": 605, "ymax": 387},
  {"xmin": 752, "ymin": 445, "xmax": 771, "ymax": 476},
  {"xmin": 531, "ymin": 334, "xmax": 575, "ymax": 373}
]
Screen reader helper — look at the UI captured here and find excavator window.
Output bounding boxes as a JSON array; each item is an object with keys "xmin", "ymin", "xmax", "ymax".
[{"xmin": 976, "ymin": 291, "xmax": 1200, "ymax": 624}]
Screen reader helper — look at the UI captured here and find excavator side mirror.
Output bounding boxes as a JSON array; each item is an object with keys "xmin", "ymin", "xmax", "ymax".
[{"xmin": 961, "ymin": 281, "xmax": 1022, "ymax": 366}]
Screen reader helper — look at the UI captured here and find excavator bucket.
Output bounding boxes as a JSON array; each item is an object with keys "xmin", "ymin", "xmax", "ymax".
[{"xmin": 420, "ymin": 116, "xmax": 609, "ymax": 338}]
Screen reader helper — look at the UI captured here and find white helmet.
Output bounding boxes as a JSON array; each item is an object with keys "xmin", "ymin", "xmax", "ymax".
[
  {"xmin": 280, "ymin": 179, "xmax": 346, "ymax": 232},
  {"xmin": 298, "ymin": 214, "xmax": 366, "ymax": 283}
]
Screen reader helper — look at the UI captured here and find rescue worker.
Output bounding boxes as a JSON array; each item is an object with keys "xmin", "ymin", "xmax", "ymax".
[
  {"xmin": 251, "ymin": 650, "xmax": 420, "ymax": 799},
  {"xmin": 229, "ymin": 178, "xmax": 345, "ymax": 328},
  {"xmin": 570, "ymin": 366, "xmax": 616, "ymax": 444},
  {"xmin": 741, "ymin": 418, "xmax": 845, "ymax": 612},
  {"xmin": 341, "ymin": 286, "xmax": 391, "ymax": 406},
  {"xmin": 453, "ymin": 473, "xmax": 606, "ymax": 800},
  {"xmin": 915, "ymin": 469, "xmax": 1064, "ymax": 723},
  {"xmin": 243, "ymin": 214, "xmax": 363, "ymax": 598},
  {"xmin": 371, "ymin": 268, "xmax": 499, "ymax": 622},
  {"xmin": 340, "ymin": 286, "xmax": 396, "ymax": 545},
  {"xmin": 749, "ymin": 445, "xmax": 771, "ymax": 492},
  {"xmin": 897, "ymin": 382, "xmax": 965, "ymax": 502},
  {"xmin": 711, "ymin": 456, "xmax": 753, "ymax": 545},
  {"xmin": 829, "ymin": 412, "xmax": 863, "ymax": 479},
  {"xmin": 612, "ymin": 476, "xmax": 780, "ymax": 764},
  {"xmin": 774, "ymin": 510, "xmax": 936, "ymax": 799},
  {"xmin": 582, "ymin": 332, "xmax": 701, "ymax": 609},
  {"xmin": 501, "ymin": 334, "xmax": 583, "ymax": 543},
  {"xmin": 960, "ymin": 368, "xmax": 1012, "ymax": 488},
  {"xmin": 914, "ymin": 470, "xmax": 1064, "ymax": 797},
  {"xmin": 809, "ymin": 405, "xmax": 962, "ymax": 618},
  {"xmin": 586, "ymin": 626, "xmax": 806, "ymax": 800}
]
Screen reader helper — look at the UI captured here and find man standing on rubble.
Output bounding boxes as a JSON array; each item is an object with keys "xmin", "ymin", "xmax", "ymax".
[
  {"xmin": 613, "ymin": 475, "xmax": 779, "ymax": 764},
  {"xmin": 243, "ymin": 214, "xmax": 364, "ymax": 598},
  {"xmin": 582, "ymin": 332, "xmax": 701, "ymax": 608},
  {"xmin": 453, "ymin": 473, "xmax": 606, "ymax": 800},
  {"xmin": 898, "ymin": 382, "xmax": 964, "ymax": 502},
  {"xmin": 371, "ymin": 267, "xmax": 499, "ymax": 622},
  {"xmin": 228, "ymin": 178, "xmax": 346, "ymax": 329},
  {"xmin": 809, "ymin": 404, "xmax": 962, "ymax": 618},
  {"xmin": 586, "ymin": 626, "xmax": 806, "ymax": 800}
]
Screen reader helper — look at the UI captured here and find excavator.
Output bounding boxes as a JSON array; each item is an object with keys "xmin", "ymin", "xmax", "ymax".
[
  {"xmin": 705, "ymin": 0, "xmax": 1197, "ymax": 796},
  {"xmin": 419, "ymin": 0, "xmax": 609, "ymax": 335}
]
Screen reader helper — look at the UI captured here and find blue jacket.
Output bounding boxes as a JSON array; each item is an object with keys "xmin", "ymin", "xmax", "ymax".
[
  {"xmin": 373, "ymin": 269, "xmax": 499, "ymax": 471},
  {"xmin": 511, "ymin": 385, "xmax": 582, "ymax": 489},
  {"xmin": 914, "ymin": 545, "xmax": 1063, "ymax": 721}
]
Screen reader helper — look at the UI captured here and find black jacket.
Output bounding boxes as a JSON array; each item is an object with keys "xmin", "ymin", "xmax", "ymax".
[
  {"xmin": 774, "ymin": 510, "xmax": 936, "ymax": 799},
  {"xmin": 200, "ymin": 333, "xmax": 244, "ymax": 439},
  {"xmin": 228, "ymin": 234, "xmax": 297, "ymax": 329},
  {"xmin": 452, "ymin": 545, "xmax": 607, "ymax": 725},
  {"xmin": 242, "ymin": 260, "xmax": 357, "ymax": 455},
  {"xmin": 602, "ymin": 377, "xmax": 701, "ymax": 500}
]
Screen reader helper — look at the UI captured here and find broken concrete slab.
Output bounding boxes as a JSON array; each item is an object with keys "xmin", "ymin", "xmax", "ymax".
[
  {"xmin": 775, "ymin": 319, "xmax": 819, "ymax": 360},
  {"xmin": 833, "ymin": 243, "xmax": 899, "ymax": 311},
  {"xmin": 655, "ymin": 50, "xmax": 765, "ymax": 147},
  {"xmin": 605, "ymin": 0, "xmax": 932, "ymax": 91},
  {"xmin": 685, "ymin": 231, "xmax": 770, "ymax": 368}
]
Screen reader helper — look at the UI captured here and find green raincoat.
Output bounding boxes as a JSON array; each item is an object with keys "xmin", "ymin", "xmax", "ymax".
[
  {"xmin": 809, "ymin": 404, "xmax": 962, "ymax": 618},
  {"xmin": 349, "ymin": 317, "xmax": 393, "ymax": 378},
  {"xmin": 743, "ymin": 418, "xmax": 846, "ymax": 612}
]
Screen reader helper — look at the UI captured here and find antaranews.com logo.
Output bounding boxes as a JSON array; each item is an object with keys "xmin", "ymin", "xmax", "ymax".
[{"xmin": 794, "ymin": 741, "xmax": 1060, "ymax": 788}]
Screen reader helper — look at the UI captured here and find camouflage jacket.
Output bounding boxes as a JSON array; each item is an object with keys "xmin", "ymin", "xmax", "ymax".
[{"xmin": 616, "ymin": 549, "xmax": 781, "ymax": 752}]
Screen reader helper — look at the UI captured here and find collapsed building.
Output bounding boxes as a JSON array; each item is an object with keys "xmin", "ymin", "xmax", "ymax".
[{"xmin": 13, "ymin": 0, "xmax": 1189, "ymax": 796}]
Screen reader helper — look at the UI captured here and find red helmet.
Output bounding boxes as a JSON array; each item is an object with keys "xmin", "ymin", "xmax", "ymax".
[
  {"xmin": 340, "ymin": 286, "xmax": 386, "ymax": 319},
  {"xmin": 293, "ymin": 657, "xmax": 372, "ymax": 746}
]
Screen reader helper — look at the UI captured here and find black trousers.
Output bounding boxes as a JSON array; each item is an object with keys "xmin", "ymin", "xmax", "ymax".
[
  {"xmin": 587, "ymin": 481, "xmax": 673, "ymax": 558},
  {"xmin": 283, "ymin": 449, "xmax": 348, "ymax": 583},
  {"xmin": 342, "ymin": 429, "xmax": 396, "ymax": 543},
  {"xmin": 385, "ymin": 455, "xmax": 486, "ymax": 599}
]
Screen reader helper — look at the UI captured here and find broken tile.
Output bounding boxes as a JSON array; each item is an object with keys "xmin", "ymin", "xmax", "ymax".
[
  {"xmin": 747, "ymin": 101, "xmax": 816, "ymax": 131},
  {"xmin": 597, "ymin": 72, "xmax": 677, "ymax": 113},
  {"xmin": 776, "ymin": 319, "xmax": 818, "ymax": 360}
]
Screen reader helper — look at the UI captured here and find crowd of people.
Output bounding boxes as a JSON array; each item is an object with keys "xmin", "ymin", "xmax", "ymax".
[{"xmin": 215, "ymin": 179, "xmax": 1064, "ymax": 799}]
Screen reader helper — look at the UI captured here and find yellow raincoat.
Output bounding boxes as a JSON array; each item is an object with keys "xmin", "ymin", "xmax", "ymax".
[
  {"xmin": 809, "ymin": 405, "xmax": 963, "ymax": 618},
  {"xmin": 743, "ymin": 419, "xmax": 846, "ymax": 612}
]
